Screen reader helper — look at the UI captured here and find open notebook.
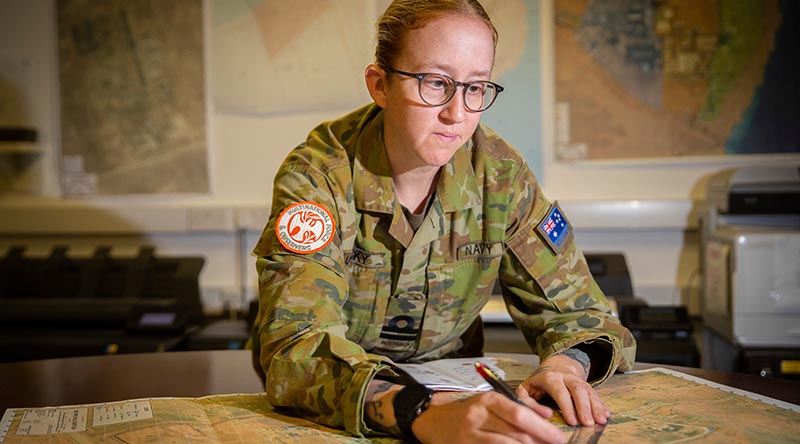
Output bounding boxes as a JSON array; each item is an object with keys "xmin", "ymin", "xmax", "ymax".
[{"xmin": 396, "ymin": 357, "xmax": 506, "ymax": 391}]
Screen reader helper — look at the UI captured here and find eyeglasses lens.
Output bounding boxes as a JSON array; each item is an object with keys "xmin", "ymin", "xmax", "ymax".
[{"xmin": 418, "ymin": 74, "xmax": 497, "ymax": 112}]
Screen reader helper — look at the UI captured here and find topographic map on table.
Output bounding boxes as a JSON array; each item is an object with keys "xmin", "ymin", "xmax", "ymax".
[
  {"xmin": 578, "ymin": 368, "xmax": 800, "ymax": 444},
  {"xmin": 1, "ymin": 366, "xmax": 798, "ymax": 444}
]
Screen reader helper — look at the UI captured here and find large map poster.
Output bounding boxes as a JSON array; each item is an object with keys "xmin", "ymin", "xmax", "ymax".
[
  {"xmin": 210, "ymin": 0, "xmax": 531, "ymax": 115},
  {"xmin": 210, "ymin": 0, "xmax": 377, "ymax": 115},
  {"xmin": 57, "ymin": 0, "xmax": 208, "ymax": 195},
  {"xmin": 554, "ymin": 0, "xmax": 799, "ymax": 161},
  {"xmin": 210, "ymin": 0, "xmax": 542, "ymax": 172}
]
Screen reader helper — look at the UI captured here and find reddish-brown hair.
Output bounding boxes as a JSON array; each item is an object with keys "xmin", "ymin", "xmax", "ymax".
[{"xmin": 375, "ymin": 0, "xmax": 498, "ymax": 69}]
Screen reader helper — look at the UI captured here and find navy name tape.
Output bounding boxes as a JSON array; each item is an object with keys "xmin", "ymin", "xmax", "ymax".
[{"xmin": 536, "ymin": 202, "xmax": 572, "ymax": 254}]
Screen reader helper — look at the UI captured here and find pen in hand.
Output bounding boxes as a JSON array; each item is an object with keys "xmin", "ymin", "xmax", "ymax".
[{"xmin": 474, "ymin": 361, "xmax": 527, "ymax": 407}]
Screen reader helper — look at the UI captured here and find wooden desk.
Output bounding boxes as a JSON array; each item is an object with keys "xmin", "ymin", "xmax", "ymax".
[
  {"xmin": 0, "ymin": 350, "xmax": 263, "ymax": 414},
  {"xmin": 1, "ymin": 350, "xmax": 798, "ymax": 415}
]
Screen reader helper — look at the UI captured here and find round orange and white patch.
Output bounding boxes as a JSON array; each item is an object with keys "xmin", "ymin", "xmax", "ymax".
[{"xmin": 276, "ymin": 201, "xmax": 335, "ymax": 254}]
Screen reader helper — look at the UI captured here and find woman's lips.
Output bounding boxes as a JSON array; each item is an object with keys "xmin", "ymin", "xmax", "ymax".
[{"xmin": 435, "ymin": 132, "xmax": 459, "ymax": 143}]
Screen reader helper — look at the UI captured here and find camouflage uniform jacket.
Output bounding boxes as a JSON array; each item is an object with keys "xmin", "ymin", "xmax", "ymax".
[{"xmin": 251, "ymin": 103, "xmax": 636, "ymax": 437}]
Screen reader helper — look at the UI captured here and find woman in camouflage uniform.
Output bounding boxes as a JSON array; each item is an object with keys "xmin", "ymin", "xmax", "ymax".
[{"xmin": 251, "ymin": 1, "xmax": 636, "ymax": 443}]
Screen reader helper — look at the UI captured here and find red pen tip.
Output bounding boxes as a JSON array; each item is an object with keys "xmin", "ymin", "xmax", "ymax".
[{"xmin": 475, "ymin": 361, "xmax": 490, "ymax": 378}]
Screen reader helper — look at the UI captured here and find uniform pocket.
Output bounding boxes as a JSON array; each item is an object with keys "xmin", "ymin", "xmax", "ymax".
[
  {"xmin": 342, "ymin": 254, "xmax": 390, "ymax": 345},
  {"xmin": 420, "ymin": 256, "xmax": 501, "ymax": 352}
]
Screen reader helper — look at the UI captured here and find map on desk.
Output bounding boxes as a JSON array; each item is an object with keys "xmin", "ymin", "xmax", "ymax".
[{"xmin": 1, "ymin": 365, "xmax": 799, "ymax": 444}]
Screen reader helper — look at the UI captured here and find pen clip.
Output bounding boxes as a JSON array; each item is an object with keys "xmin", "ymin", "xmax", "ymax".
[{"xmin": 474, "ymin": 361, "xmax": 494, "ymax": 379}]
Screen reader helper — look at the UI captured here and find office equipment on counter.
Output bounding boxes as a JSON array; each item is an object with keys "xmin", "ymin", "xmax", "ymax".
[
  {"xmin": 704, "ymin": 226, "xmax": 800, "ymax": 347},
  {"xmin": 620, "ymin": 305, "xmax": 699, "ymax": 367},
  {"xmin": 706, "ymin": 165, "xmax": 800, "ymax": 217},
  {"xmin": 183, "ymin": 318, "xmax": 251, "ymax": 351},
  {"xmin": 0, "ymin": 245, "xmax": 205, "ymax": 362},
  {"xmin": 579, "ymin": 253, "xmax": 701, "ymax": 368},
  {"xmin": 701, "ymin": 165, "xmax": 800, "ymax": 380},
  {"xmin": 576, "ymin": 254, "xmax": 698, "ymax": 367}
]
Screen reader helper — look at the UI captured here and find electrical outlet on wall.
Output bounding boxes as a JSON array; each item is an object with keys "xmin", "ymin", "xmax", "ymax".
[
  {"xmin": 236, "ymin": 206, "xmax": 269, "ymax": 231},
  {"xmin": 189, "ymin": 207, "xmax": 234, "ymax": 231}
]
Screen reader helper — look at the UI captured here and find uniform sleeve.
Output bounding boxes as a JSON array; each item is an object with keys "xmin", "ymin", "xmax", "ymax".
[
  {"xmin": 499, "ymin": 166, "xmax": 636, "ymax": 384},
  {"xmin": 250, "ymin": 159, "xmax": 393, "ymax": 437}
]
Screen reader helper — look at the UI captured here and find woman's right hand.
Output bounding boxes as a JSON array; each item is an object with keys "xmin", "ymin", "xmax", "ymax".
[{"xmin": 412, "ymin": 391, "xmax": 566, "ymax": 444}]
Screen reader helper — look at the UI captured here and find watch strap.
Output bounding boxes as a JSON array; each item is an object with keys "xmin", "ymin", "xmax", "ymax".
[{"xmin": 393, "ymin": 383, "xmax": 434, "ymax": 441}]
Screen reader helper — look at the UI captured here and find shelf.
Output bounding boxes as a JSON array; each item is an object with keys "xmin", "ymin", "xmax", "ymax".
[
  {"xmin": 0, "ymin": 127, "xmax": 40, "ymax": 155},
  {"xmin": 0, "ymin": 143, "xmax": 40, "ymax": 155}
]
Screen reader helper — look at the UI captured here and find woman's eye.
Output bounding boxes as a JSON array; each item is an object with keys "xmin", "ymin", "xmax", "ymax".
[
  {"xmin": 467, "ymin": 84, "xmax": 486, "ymax": 94},
  {"xmin": 426, "ymin": 79, "xmax": 446, "ymax": 89}
]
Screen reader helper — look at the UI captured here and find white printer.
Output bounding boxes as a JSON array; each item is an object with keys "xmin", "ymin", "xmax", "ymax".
[
  {"xmin": 704, "ymin": 225, "xmax": 800, "ymax": 346},
  {"xmin": 700, "ymin": 165, "xmax": 800, "ymax": 377}
]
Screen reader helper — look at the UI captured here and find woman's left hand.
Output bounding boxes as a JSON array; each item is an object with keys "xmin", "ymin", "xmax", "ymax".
[{"xmin": 515, "ymin": 353, "xmax": 610, "ymax": 427}]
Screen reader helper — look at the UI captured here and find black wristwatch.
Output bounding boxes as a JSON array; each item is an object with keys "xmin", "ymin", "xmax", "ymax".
[{"xmin": 393, "ymin": 383, "xmax": 434, "ymax": 441}]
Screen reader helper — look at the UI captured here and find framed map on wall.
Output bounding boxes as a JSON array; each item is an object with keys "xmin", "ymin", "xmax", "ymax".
[
  {"xmin": 554, "ymin": 0, "xmax": 799, "ymax": 161},
  {"xmin": 57, "ymin": 0, "xmax": 208, "ymax": 195}
]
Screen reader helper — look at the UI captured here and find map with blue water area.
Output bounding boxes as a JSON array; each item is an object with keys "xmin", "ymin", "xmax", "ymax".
[{"xmin": 555, "ymin": 0, "xmax": 799, "ymax": 161}]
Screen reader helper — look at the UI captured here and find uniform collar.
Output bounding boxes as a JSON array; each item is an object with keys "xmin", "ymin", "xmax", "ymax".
[
  {"xmin": 353, "ymin": 108, "xmax": 396, "ymax": 214},
  {"xmin": 437, "ymin": 138, "xmax": 482, "ymax": 213}
]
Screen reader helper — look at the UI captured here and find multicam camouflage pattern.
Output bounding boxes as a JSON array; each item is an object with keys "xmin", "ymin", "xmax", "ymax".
[{"xmin": 251, "ymin": 103, "xmax": 637, "ymax": 436}]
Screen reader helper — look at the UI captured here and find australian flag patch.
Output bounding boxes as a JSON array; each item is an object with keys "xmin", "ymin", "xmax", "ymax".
[{"xmin": 535, "ymin": 201, "xmax": 573, "ymax": 254}]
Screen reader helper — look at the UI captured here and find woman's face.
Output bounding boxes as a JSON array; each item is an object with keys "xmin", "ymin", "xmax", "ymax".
[{"xmin": 381, "ymin": 14, "xmax": 496, "ymax": 172}]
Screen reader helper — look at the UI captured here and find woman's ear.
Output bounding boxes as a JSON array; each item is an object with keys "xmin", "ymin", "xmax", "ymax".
[{"xmin": 365, "ymin": 64, "xmax": 388, "ymax": 108}]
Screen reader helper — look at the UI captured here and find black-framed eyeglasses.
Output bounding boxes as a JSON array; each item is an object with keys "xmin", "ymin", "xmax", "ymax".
[{"xmin": 385, "ymin": 67, "xmax": 504, "ymax": 112}]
